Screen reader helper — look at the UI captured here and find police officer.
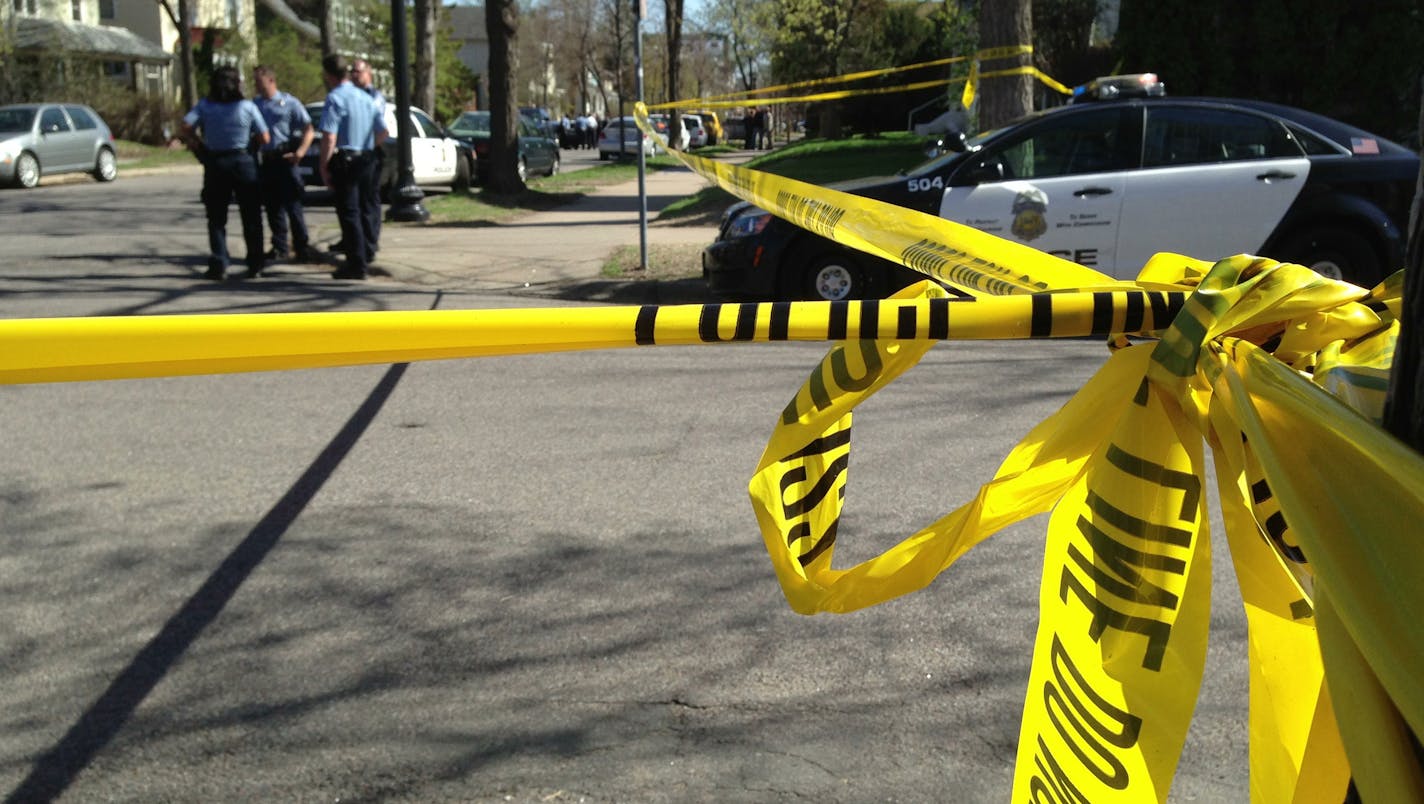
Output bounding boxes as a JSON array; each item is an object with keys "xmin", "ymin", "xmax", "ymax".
[
  {"xmin": 350, "ymin": 58, "xmax": 388, "ymax": 259},
  {"xmin": 181, "ymin": 65, "xmax": 270, "ymax": 280},
  {"xmin": 318, "ymin": 53, "xmax": 387, "ymax": 280},
  {"xmin": 252, "ymin": 65, "xmax": 316, "ymax": 264}
]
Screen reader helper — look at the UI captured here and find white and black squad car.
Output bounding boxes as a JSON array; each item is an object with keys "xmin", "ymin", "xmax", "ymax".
[{"xmin": 702, "ymin": 74, "xmax": 1420, "ymax": 301}]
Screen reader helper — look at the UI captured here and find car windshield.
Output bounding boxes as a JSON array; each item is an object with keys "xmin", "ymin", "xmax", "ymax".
[
  {"xmin": 0, "ymin": 108, "xmax": 36, "ymax": 132},
  {"xmin": 449, "ymin": 112, "xmax": 490, "ymax": 136}
]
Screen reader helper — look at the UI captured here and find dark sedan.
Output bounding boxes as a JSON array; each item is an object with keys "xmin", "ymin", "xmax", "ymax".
[
  {"xmin": 704, "ymin": 83, "xmax": 1420, "ymax": 301},
  {"xmin": 447, "ymin": 111, "xmax": 560, "ymax": 184}
]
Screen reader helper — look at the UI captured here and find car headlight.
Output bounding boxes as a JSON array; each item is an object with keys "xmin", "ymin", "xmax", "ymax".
[{"xmin": 727, "ymin": 210, "xmax": 771, "ymax": 238}]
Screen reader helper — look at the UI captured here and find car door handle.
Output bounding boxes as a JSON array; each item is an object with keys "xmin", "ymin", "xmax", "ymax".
[
  {"xmin": 1256, "ymin": 170, "xmax": 1297, "ymax": 181},
  {"xmin": 1073, "ymin": 187, "xmax": 1113, "ymax": 197}
]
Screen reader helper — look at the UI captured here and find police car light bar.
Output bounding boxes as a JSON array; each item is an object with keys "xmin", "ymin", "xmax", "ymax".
[{"xmin": 1071, "ymin": 73, "xmax": 1166, "ymax": 102}]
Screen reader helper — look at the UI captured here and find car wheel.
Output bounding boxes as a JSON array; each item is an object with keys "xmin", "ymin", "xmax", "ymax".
[
  {"xmin": 599, "ymin": 151, "xmax": 609, "ymax": 161},
  {"xmin": 93, "ymin": 148, "xmax": 118, "ymax": 182},
  {"xmin": 15, "ymin": 152, "xmax": 39, "ymax": 188},
  {"xmin": 548, "ymin": 153, "xmax": 560, "ymax": 176},
  {"xmin": 453, "ymin": 154, "xmax": 472, "ymax": 192},
  {"xmin": 517, "ymin": 157, "xmax": 527, "ymax": 183},
  {"xmin": 1278, "ymin": 227, "xmax": 1382, "ymax": 286},
  {"xmin": 800, "ymin": 251, "xmax": 870, "ymax": 302}
]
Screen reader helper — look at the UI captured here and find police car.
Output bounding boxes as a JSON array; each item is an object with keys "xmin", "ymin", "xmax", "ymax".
[
  {"xmin": 298, "ymin": 103, "xmax": 471, "ymax": 195},
  {"xmin": 702, "ymin": 74, "xmax": 1420, "ymax": 301}
]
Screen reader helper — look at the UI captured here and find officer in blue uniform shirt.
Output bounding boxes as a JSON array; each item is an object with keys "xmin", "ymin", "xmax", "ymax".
[
  {"xmin": 253, "ymin": 65, "xmax": 316, "ymax": 264},
  {"xmin": 318, "ymin": 53, "xmax": 387, "ymax": 280},
  {"xmin": 182, "ymin": 65, "xmax": 270, "ymax": 280},
  {"xmin": 350, "ymin": 58, "xmax": 387, "ymax": 258}
]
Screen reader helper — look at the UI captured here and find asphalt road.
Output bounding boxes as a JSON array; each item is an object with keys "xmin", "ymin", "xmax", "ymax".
[{"xmin": 0, "ymin": 175, "xmax": 1250, "ymax": 801}]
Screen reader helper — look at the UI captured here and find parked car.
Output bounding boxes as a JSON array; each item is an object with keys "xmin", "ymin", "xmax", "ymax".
[
  {"xmin": 683, "ymin": 114, "xmax": 708, "ymax": 148},
  {"xmin": 0, "ymin": 103, "xmax": 117, "ymax": 189},
  {"xmin": 598, "ymin": 116, "xmax": 656, "ymax": 160},
  {"xmin": 694, "ymin": 112, "xmax": 723, "ymax": 146},
  {"xmin": 447, "ymin": 110, "xmax": 561, "ymax": 183},
  {"xmin": 704, "ymin": 76, "xmax": 1420, "ymax": 301},
  {"xmin": 299, "ymin": 103, "xmax": 471, "ymax": 195},
  {"xmin": 519, "ymin": 106, "xmax": 557, "ymax": 139},
  {"xmin": 650, "ymin": 114, "xmax": 690, "ymax": 151}
]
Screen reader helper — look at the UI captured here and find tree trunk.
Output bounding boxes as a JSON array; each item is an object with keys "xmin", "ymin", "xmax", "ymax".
[
  {"xmin": 1384, "ymin": 75, "xmax": 1424, "ymax": 451},
  {"xmin": 319, "ymin": 0, "xmax": 336, "ymax": 58},
  {"xmin": 414, "ymin": 0, "xmax": 437, "ymax": 114},
  {"xmin": 977, "ymin": 0, "xmax": 1033, "ymax": 130},
  {"xmin": 665, "ymin": 0, "xmax": 684, "ymax": 146},
  {"xmin": 486, "ymin": 0, "xmax": 523, "ymax": 193},
  {"xmin": 176, "ymin": 0, "xmax": 197, "ymax": 112}
]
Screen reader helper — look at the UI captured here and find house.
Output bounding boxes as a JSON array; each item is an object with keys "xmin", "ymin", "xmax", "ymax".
[
  {"xmin": 107, "ymin": 0, "xmax": 258, "ymax": 89},
  {"xmin": 2, "ymin": 0, "xmax": 172, "ymax": 97}
]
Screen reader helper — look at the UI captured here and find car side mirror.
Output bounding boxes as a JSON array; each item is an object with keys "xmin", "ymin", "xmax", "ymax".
[{"xmin": 961, "ymin": 158, "xmax": 1004, "ymax": 185}]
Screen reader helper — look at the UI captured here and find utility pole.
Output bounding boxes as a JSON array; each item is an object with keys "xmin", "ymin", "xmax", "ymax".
[{"xmin": 634, "ymin": 0, "xmax": 648, "ymax": 271}]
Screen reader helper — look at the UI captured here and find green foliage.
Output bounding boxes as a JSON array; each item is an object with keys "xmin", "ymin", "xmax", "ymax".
[
  {"xmin": 1114, "ymin": 0, "xmax": 1424, "ymax": 142},
  {"xmin": 434, "ymin": 11, "xmax": 479, "ymax": 122},
  {"xmin": 254, "ymin": 6, "xmax": 325, "ymax": 104}
]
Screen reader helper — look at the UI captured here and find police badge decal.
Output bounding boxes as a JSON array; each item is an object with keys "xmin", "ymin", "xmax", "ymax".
[{"xmin": 1010, "ymin": 188, "xmax": 1049, "ymax": 242}]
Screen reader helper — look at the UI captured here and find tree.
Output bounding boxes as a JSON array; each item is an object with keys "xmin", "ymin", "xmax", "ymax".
[
  {"xmin": 664, "ymin": 0, "xmax": 685, "ymax": 144},
  {"xmin": 771, "ymin": 0, "xmax": 871, "ymax": 137},
  {"xmin": 486, "ymin": 0, "xmax": 523, "ymax": 193},
  {"xmin": 153, "ymin": 0, "xmax": 198, "ymax": 111},
  {"xmin": 978, "ymin": 0, "xmax": 1033, "ymax": 130},
  {"xmin": 700, "ymin": 0, "xmax": 773, "ymax": 93},
  {"xmin": 414, "ymin": 0, "xmax": 437, "ymax": 113}
]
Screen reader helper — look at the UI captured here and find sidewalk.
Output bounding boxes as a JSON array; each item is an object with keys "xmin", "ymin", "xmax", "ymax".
[{"xmin": 372, "ymin": 161, "xmax": 729, "ymax": 302}]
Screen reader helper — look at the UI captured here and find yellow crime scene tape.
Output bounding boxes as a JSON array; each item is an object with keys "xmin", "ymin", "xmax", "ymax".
[
  {"xmin": 2, "ymin": 69, "xmax": 1420, "ymax": 801},
  {"xmin": 629, "ymin": 107, "xmax": 1424, "ymax": 799},
  {"xmin": 649, "ymin": 45, "xmax": 1070, "ymax": 113}
]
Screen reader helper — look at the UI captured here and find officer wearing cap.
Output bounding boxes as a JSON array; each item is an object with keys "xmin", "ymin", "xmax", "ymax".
[
  {"xmin": 253, "ymin": 65, "xmax": 316, "ymax": 265},
  {"xmin": 181, "ymin": 65, "xmax": 270, "ymax": 280},
  {"xmin": 318, "ymin": 53, "xmax": 387, "ymax": 280}
]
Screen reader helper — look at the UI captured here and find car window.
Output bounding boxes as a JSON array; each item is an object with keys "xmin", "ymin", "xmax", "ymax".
[
  {"xmin": 1143, "ymin": 106, "xmax": 1299, "ymax": 167},
  {"xmin": 411, "ymin": 108, "xmax": 440, "ymax": 138},
  {"xmin": 65, "ymin": 106, "xmax": 98, "ymax": 130},
  {"xmin": 450, "ymin": 112, "xmax": 489, "ymax": 136},
  {"xmin": 976, "ymin": 108, "xmax": 1124, "ymax": 180},
  {"xmin": 1284, "ymin": 123, "xmax": 1346, "ymax": 156},
  {"xmin": 40, "ymin": 107, "xmax": 72, "ymax": 133},
  {"xmin": 518, "ymin": 118, "xmax": 538, "ymax": 137},
  {"xmin": 0, "ymin": 108, "xmax": 36, "ymax": 132}
]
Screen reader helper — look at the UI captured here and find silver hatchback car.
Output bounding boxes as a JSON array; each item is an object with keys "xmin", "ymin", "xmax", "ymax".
[{"xmin": 0, "ymin": 103, "xmax": 118, "ymax": 189}]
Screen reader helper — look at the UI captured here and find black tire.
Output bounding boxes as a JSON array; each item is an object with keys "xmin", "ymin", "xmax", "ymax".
[
  {"xmin": 453, "ymin": 154, "xmax": 472, "ymax": 192},
  {"xmin": 547, "ymin": 153, "xmax": 560, "ymax": 176},
  {"xmin": 599, "ymin": 151, "xmax": 609, "ymax": 161},
  {"xmin": 15, "ymin": 151, "xmax": 39, "ymax": 188},
  {"xmin": 1277, "ymin": 227, "xmax": 1382, "ymax": 286},
  {"xmin": 797, "ymin": 250, "xmax": 871, "ymax": 302},
  {"xmin": 93, "ymin": 147, "xmax": 117, "ymax": 182},
  {"xmin": 517, "ymin": 157, "xmax": 528, "ymax": 183}
]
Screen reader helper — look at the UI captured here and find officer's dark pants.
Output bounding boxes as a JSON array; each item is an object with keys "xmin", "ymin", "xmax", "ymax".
[
  {"xmin": 330, "ymin": 151, "xmax": 375, "ymax": 277},
  {"xmin": 360, "ymin": 148, "xmax": 383, "ymax": 260},
  {"xmin": 201, "ymin": 150, "xmax": 264, "ymax": 278},
  {"xmin": 258, "ymin": 155, "xmax": 310, "ymax": 255}
]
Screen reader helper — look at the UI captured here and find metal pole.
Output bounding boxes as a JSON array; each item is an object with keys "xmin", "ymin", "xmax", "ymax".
[
  {"xmin": 388, "ymin": 0, "xmax": 429, "ymax": 222},
  {"xmin": 634, "ymin": 0, "xmax": 647, "ymax": 271}
]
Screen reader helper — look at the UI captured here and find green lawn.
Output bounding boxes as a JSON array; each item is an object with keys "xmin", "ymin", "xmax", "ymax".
[
  {"xmin": 115, "ymin": 140, "xmax": 199, "ymax": 171},
  {"xmin": 424, "ymin": 154, "xmax": 683, "ymax": 224},
  {"xmin": 658, "ymin": 132, "xmax": 935, "ymax": 222}
]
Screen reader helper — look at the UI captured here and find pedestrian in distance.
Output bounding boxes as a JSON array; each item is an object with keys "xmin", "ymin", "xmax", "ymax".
[
  {"xmin": 317, "ymin": 53, "xmax": 387, "ymax": 280},
  {"xmin": 583, "ymin": 112, "xmax": 598, "ymax": 149},
  {"xmin": 252, "ymin": 65, "xmax": 317, "ymax": 266},
  {"xmin": 743, "ymin": 106, "xmax": 757, "ymax": 150},
  {"xmin": 349, "ymin": 58, "xmax": 388, "ymax": 259},
  {"xmin": 181, "ymin": 65, "xmax": 270, "ymax": 280}
]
